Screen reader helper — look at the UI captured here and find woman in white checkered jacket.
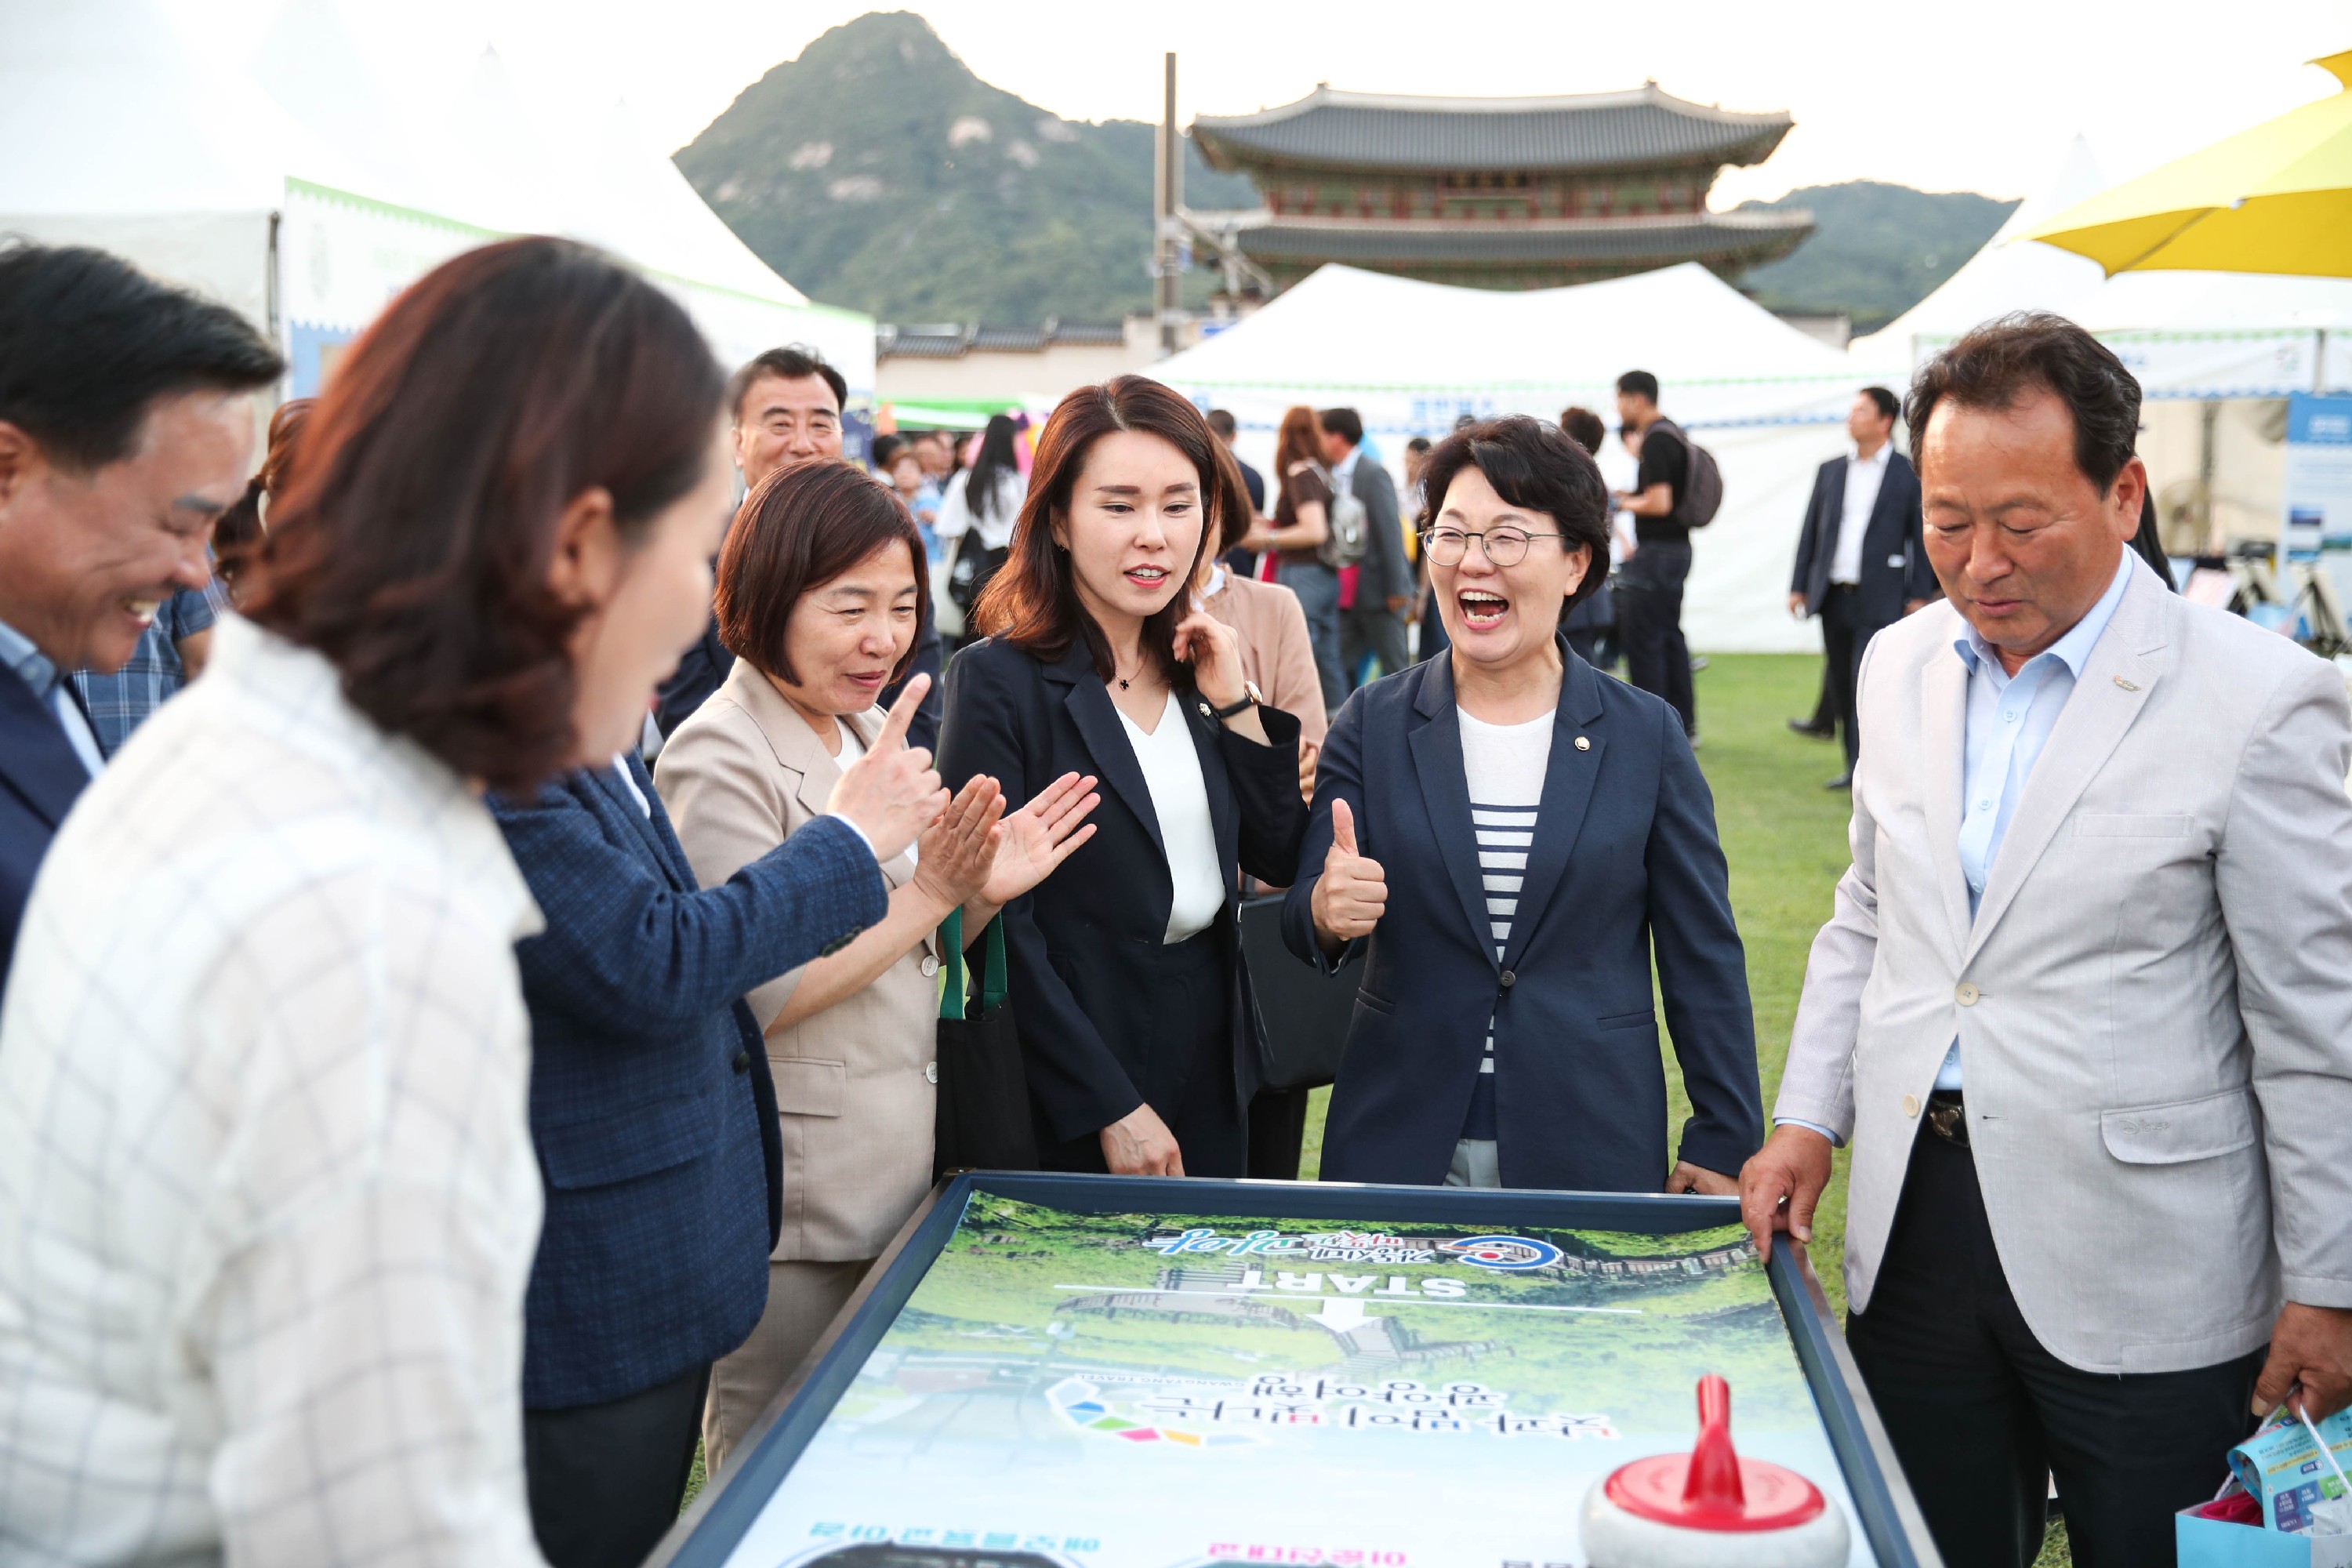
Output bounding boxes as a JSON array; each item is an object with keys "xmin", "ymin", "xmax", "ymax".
[{"xmin": 0, "ymin": 238, "xmax": 944, "ymax": 1566}]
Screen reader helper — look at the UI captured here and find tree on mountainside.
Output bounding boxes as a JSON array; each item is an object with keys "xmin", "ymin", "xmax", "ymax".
[
  {"xmin": 1733, "ymin": 181, "xmax": 2018, "ymax": 332},
  {"xmin": 676, "ymin": 10, "xmax": 1254, "ymax": 323},
  {"xmin": 677, "ymin": 12, "xmax": 2020, "ymax": 332}
]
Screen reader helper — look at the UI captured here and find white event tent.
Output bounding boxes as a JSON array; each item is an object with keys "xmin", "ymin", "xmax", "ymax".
[
  {"xmin": 1853, "ymin": 138, "xmax": 2352, "ymax": 398},
  {"xmin": 1, "ymin": 0, "xmax": 873, "ymax": 405},
  {"xmin": 1155, "ymin": 263, "xmax": 1878, "ymax": 652}
]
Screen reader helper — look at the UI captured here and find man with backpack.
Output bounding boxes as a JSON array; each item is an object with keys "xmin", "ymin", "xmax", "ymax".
[
  {"xmin": 1320, "ymin": 408, "xmax": 1413, "ymax": 689},
  {"xmin": 1612, "ymin": 370, "xmax": 1720, "ymax": 740}
]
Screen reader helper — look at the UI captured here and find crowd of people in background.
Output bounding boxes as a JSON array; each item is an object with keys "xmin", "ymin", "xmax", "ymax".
[{"xmin": 3, "ymin": 230, "xmax": 2350, "ymax": 1568}]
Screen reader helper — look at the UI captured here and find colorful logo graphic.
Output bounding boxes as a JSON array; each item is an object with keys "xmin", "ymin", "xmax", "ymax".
[
  {"xmin": 1046, "ymin": 1378, "xmax": 1260, "ymax": 1450},
  {"xmin": 1438, "ymin": 1235, "xmax": 1563, "ymax": 1272}
]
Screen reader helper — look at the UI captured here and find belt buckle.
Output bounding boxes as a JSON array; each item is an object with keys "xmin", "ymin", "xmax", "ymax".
[{"xmin": 1925, "ymin": 1095, "xmax": 1969, "ymax": 1148}]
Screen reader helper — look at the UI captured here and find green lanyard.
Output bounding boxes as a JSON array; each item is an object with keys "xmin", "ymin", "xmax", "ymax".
[{"xmin": 936, "ymin": 907, "xmax": 1009, "ymax": 1020}]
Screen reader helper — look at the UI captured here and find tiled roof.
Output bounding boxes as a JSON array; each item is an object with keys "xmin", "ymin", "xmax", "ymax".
[
  {"xmin": 1193, "ymin": 85, "xmax": 1793, "ymax": 175},
  {"xmin": 876, "ymin": 320, "xmax": 1128, "ymax": 359},
  {"xmin": 1232, "ymin": 210, "xmax": 1813, "ymax": 268}
]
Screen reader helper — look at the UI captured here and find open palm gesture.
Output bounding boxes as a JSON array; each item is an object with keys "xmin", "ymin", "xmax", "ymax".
[{"xmin": 981, "ymin": 771, "xmax": 1101, "ymax": 908}]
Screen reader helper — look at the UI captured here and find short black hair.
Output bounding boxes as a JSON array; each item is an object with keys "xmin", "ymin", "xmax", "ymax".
[
  {"xmin": 1906, "ymin": 313, "xmax": 2140, "ymax": 494},
  {"xmin": 1615, "ymin": 370, "xmax": 1660, "ymax": 404},
  {"xmin": 1406, "ymin": 436, "xmax": 1432, "ymax": 454},
  {"xmin": 1206, "ymin": 408, "xmax": 1238, "ymax": 439},
  {"xmin": 0, "ymin": 241, "xmax": 282, "ymax": 471},
  {"xmin": 1415, "ymin": 415, "xmax": 1612, "ymax": 613},
  {"xmin": 728, "ymin": 344, "xmax": 846, "ymax": 423},
  {"xmin": 1557, "ymin": 406, "xmax": 1606, "ymax": 456},
  {"xmin": 869, "ymin": 432, "xmax": 907, "ymax": 468},
  {"xmin": 1318, "ymin": 407, "xmax": 1363, "ymax": 448},
  {"xmin": 1859, "ymin": 385, "xmax": 1900, "ymax": 423}
]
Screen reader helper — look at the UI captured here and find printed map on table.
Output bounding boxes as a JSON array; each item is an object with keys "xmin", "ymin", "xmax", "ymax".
[{"xmin": 719, "ymin": 1193, "xmax": 1876, "ymax": 1568}]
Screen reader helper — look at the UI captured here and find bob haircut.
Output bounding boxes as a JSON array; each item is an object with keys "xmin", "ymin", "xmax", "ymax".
[
  {"xmin": 248, "ymin": 237, "xmax": 724, "ymax": 794},
  {"xmin": 970, "ymin": 375, "xmax": 1219, "ymax": 684},
  {"xmin": 1417, "ymin": 416, "xmax": 1613, "ymax": 614},
  {"xmin": 717, "ymin": 458, "xmax": 929, "ymax": 688}
]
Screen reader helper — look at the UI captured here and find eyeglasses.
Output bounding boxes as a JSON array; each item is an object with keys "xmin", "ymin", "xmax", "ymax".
[{"xmin": 1420, "ymin": 526, "xmax": 1566, "ymax": 567}]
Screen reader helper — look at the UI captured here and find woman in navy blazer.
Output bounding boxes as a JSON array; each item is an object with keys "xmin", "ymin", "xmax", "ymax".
[
  {"xmin": 940, "ymin": 378, "xmax": 1308, "ymax": 1179},
  {"xmin": 1283, "ymin": 416, "xmax": 1762, "ymax": 1193}
]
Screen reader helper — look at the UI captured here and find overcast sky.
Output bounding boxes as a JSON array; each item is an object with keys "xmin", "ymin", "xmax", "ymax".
[{"xmin": 183, "ymin": 0, "xmax": 2349, "ymax": 206}]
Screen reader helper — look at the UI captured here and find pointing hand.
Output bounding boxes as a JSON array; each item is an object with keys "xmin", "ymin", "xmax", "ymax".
[{"xmin": 825, "ymin": 675, "xmax": 949, "ymax": 864}]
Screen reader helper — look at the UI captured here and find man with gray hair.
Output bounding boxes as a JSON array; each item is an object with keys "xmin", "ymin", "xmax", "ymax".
[{"xmin": 1743, "ymin": 313, "xmax": 2352, "ymax": 1567}]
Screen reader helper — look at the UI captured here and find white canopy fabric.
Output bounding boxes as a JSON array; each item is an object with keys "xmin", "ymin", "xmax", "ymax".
[
  {"xmin": 1160, "ymin": 262, "xmax": 1860, "ymax": 433},
  {"xmin": 1854, "ymin": 137, "xmax": 2352, "ymax": 397},
  {"xmin": 1, "ymin": 0, "xmax": 873, "ymax": 397},
  {"xmin": 1156, "ymin": 263, "xmax": 1877, "ymax": 652}
]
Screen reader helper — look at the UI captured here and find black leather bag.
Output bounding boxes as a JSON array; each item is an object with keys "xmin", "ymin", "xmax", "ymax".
[
  {"xmin": 932, "ymin": 909, "xmax": 1036, "ymax": 1178},
  {"xmin": 1239, "ymin": 893, "xmax": 1358, "ymax": 1092}
]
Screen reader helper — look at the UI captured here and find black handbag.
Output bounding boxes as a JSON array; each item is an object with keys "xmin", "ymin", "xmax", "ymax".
[
  {"xmin": 1238, "ymin": 893, "xmax": 1359, "ymax": 1092},
  {"xmin": 931, "ymin": 908, "xmax": 1037, "ymax": 1178}
]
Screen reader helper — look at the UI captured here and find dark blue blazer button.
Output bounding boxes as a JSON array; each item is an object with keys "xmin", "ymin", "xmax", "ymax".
[
  {"xmin": 732, "ymin": 1050, "xmax": 751, "ymax": 1073},
  {"xmin": 1499, "ymin": 970, "xmax": 1516, "ymax": 988}
]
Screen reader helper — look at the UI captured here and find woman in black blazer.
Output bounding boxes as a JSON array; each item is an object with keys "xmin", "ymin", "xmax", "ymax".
[
  {"xmin": 939, "ymin": 378, "xmax": 1308, "ymax": 1177},
  {"xmin": 1283, "ymin": 416, "xmax": 1762, "ymax": 1193}
]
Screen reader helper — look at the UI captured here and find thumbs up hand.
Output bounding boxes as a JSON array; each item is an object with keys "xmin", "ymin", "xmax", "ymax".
[{"xmin": 1310, "ymin": 797, "xmax": 1388, "ymax": 953}]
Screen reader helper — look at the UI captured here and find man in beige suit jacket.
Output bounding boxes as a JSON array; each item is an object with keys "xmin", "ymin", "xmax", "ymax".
[{"xmin": 1742, "ymin": 315, "xmax": 2352, "ymax": 1568}]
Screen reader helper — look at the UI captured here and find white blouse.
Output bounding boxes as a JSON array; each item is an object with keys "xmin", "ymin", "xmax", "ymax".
[
  {"xmin": 1118, "ymin": 690, "xmax": 1225, "ymax": 944},
  {"xmin": 0, "ymin": 615, "xmax": 547, "ymax": 1566},
  {"xmin": 934, "ymin": 467, "xmax": 1027, "ymax": 551}
]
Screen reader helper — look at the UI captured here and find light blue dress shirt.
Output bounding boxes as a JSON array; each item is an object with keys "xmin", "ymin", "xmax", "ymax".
[
  {"xmin": 0, "ymin": 614, "xmax": 104, "ymax": 779},
  {"xmin": 1936, "ymin": 546, "xmax": 2134, "ymax": 1090},
  {"xmin": 1780, "ymin": 547, "xmax": 2133, "ymax": 1141}
]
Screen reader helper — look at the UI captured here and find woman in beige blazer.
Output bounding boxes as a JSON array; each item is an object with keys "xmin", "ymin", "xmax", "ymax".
[{"xmin": 657, "ymin": 461, "xmax": 1097, "ymax": 1473}]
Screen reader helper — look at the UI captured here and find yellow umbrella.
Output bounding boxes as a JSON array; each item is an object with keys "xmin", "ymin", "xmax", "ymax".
[{"xmin": 2021, "ymin": 49, "xmax": 2352, "ymax": 278}]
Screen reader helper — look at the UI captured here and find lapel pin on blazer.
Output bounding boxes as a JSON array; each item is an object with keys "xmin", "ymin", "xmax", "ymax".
[
  {"xmin": 1575, "ymin": 735, "xmax": 1592, "ymax": 751},
  {"xmin": 2114, "ymin": 676, "xmax": 2140, "ymax": 691}
]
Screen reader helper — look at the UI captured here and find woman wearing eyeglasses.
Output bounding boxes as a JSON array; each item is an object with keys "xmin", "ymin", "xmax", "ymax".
[{"xmin": 1282, "ymin": 416, "xmax": 1761, "ymax": 1194}]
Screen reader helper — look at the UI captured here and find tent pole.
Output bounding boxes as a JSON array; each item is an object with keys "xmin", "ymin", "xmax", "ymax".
[
  {"xmin": 266, "ymin": 209, "xmax": 285, "ymax": 401},
  {"xmin": 1156, "ymin": 52, "xmax": 1180, "ymax": 358}
]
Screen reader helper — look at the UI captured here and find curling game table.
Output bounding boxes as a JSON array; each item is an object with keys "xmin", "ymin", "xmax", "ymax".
[{"xmin": 653, "ymin": 1174, "xmax": 1942, "ymax": 1568}]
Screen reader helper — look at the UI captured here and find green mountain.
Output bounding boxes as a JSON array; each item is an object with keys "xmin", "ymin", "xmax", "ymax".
[
  {"xmin": 1733, "ymin": 181, "xmax": 2019, "ymax": 332},
  {"xmin": 675, "ymin": 11, "xmax": 1258, "ymax": 324},
  {"xmin": 678, "ymin": 13, "xmax": 2016, "ymax": 332}
]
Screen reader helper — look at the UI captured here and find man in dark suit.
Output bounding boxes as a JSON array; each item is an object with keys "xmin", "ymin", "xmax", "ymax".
[
  {"xmin": 1787, "ymin": 386, "xmax": 1936, "ymax": 788},
  {"xmin": 1321, "ymin": 408, "xmax": 1414, "ymax": 689},
  {"xmin": 487, "ymin": 684, "xmax": 937, "ymax": 1567},
  {"xmin": 1209, "ymin": 408, "xmax": 1267, "ymax": 577},
  {"xmin": 653, "ymin": 345, "xmax": 943, "ymax": 750},
  {"xmin": 0, "ymin": 243, "xmax": 281, "ymax": 1000}
]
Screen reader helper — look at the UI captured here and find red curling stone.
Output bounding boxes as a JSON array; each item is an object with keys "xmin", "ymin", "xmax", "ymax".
[{"xmin": 1580, "ymin": 1375, "xmax": 1850, "ymax": 1568}]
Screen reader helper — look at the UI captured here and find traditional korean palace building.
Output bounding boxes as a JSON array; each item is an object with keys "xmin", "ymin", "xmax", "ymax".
[{"xmin": 1189, "ymin": 82, "xmax": 1814, "ymax": 291}]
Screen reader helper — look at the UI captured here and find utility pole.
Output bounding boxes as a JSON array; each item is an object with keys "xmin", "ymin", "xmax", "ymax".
[{"xmin": 1153, "ymin": 50, "xmax": 1181, "ymax": 357}]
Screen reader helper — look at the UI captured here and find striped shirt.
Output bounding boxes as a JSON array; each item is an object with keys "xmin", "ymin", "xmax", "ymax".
[{"xmin": 1457, "ymin": 707, "xmax": 1553, "ymax": 1140}]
